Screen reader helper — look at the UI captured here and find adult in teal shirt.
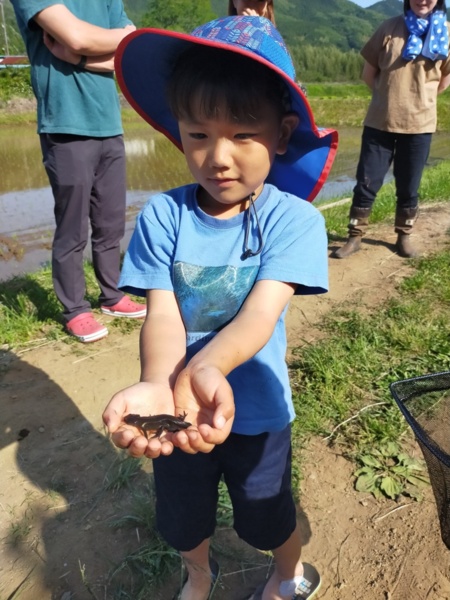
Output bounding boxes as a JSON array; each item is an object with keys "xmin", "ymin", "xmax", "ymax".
[{"xmin": 10, "ymin": 1, "xmax": 146, "ymax": 342}]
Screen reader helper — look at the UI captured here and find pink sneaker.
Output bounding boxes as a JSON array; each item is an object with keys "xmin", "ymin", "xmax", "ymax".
[
  {"xmin": 101, "ymin": 295, "xmax": 146, "ymax": 318},
  {"xmin": 66, "ymin": 312, "xmax": 108, "ymax": 343}
]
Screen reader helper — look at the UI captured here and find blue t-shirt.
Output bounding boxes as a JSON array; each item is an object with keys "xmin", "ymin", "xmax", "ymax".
[
  {"xmin": 120, "ymin": 183, "xmax": 328, "ymax": 435},
  {"xmin": 11, "ymin": 0, "xmax": 131, "ymax": 136}
]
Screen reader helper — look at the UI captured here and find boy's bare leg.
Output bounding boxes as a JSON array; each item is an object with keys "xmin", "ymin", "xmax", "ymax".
[
  {"xmin": 262, "ymin": 523, "xmax": 304, "ymax": 600},
  {"xmin": 179, "ymin": 538, "xmax": 212, "ymax": 600}
]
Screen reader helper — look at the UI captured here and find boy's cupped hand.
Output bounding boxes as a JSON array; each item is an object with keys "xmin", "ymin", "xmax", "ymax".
[
  {"xmin": 102, "ymin": 382, "xmax": 182, "ymax": 458},
  {"xmin": 171, "ymin": 365, "xmax": 235, "ymax": 454},
  {"xmin": 102, "ymin": 371, "xmax": 235, "ymax": 457}
]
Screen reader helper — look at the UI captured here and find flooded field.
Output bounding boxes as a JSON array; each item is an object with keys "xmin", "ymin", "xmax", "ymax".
[{"xmin": 0, "ymin": 122, "xmax": 448, "ymax": 280}]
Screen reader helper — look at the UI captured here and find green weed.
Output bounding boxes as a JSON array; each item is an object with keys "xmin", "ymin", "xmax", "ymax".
[
  {"xmin": 108, "ymin": 480, "xmax": 181, "ymax": 600},
  {"xmin": 108, "ymin": 537, "xmax": 180, "ymax": 600},
  {"xmin": 216, "ymin": 479, "xmax": 234, "ymax": 528},
  {"xmin": 354, "ymin": 442, "xmax": 429, "ymax": 500},
  {"xmin": 0, "ymin": 260, "xmax": 145, "ymax": 348},
  {"xmin": 109, "ymin": 317, "xmax": 143, "ymax": 335},
  {"xmin": 291, "ymin": 247, "xmax": 450, "ymax": 468},
  {"xmin": 7, "ymin": 504, "xmax": 34, "ymax": 546},
  {"xmin": 79, "ymin": 561, "xmax": 102, "ymax": 600},
  {"xmin": 323, "ymin": 163, "xmax": 449, "ymax": 239},
  {"xmin": 103, "ymin": 452, "xmax": 143, "ymax": 492}
]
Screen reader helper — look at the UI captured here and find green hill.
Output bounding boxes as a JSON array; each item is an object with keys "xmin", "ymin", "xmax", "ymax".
[
  {"xmin": 210, "ymin": 0, "xmax": 402, "ymax": 51},
  {"xmin": 370, "ymin": 0, "xmax": 407, "ymax": 18},
  {"xmin": 0, "ymin": 0, "xmax": 414, "ymax": 56},
  {"xmin": 3, "ymin": 0, "xmax": 447, "ymax": 76}
]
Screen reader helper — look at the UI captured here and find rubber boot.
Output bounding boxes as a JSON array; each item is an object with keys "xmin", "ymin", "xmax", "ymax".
[
  {"xmin": 332, "ymin": 207, "xmax": 371, "ymax": 259},
  {"xmin": 395, "ymin": 207, "xmax": 419, "ymax": 258}
]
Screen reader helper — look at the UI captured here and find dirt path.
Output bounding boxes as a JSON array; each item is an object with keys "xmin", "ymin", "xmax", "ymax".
[{"xmin": 1, "ymin": 202, "xmax": 450, "ymax": 600}]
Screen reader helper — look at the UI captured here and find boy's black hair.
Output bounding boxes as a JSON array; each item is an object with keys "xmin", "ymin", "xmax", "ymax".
[
  {"xmin": 403, "ymin": 0, "xmax": 447, "ymax": 13},
  {"xmin": 167, "ymin": 45, "xmax": 290, "ymax": 124}
]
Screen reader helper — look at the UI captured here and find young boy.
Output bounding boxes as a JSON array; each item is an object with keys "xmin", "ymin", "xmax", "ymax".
[{"xmin": 103, "ymin": 16, "xmax": 337, "ymax": 600}]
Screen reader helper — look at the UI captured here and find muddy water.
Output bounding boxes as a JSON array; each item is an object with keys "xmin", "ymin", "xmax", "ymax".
[
  {"xmin": 0, "ymin": 123, "xmax": 448, "ymax": 280},
  {"xmin": 0, "ymin": 124, "xmax": 191, "ymax": 280}
]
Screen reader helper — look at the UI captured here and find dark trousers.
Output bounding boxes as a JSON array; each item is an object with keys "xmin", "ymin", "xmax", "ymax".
[
  {"xmin": 40, "ymin": 134, "xmax": 126, "ymax": 322},
  {"xmin": 352, "ymin": 126, "xmax": 432, "ymax": 211}
]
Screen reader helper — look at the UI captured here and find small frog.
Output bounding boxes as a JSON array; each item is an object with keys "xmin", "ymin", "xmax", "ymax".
[{"xmin": 123, "ymin": 412, "xmax": 192, "ymax": 439}]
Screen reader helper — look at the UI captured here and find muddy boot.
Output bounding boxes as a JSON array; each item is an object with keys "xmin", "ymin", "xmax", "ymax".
[
  {"xmin": 332, "ymin": 207, "xmax": 371, "ymax": 259},
  {"xmin": 395, "ymin": 207, "xmax": 419, "ymax": 258}
]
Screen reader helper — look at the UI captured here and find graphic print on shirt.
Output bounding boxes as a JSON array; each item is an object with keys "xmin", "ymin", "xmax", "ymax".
[{"xmin": 173, "ymin": 262, "xmax": 259, "ymax": 343}]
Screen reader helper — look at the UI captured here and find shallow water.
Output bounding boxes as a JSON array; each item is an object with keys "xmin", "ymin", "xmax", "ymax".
[{"xmin": 0, "ymin": 123, "xmax": 448, "ymax": 281}]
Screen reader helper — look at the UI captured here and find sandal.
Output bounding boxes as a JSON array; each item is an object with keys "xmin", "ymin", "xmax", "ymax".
[
  {"xmin": 246, "ymin": 563, "xmax": 321, "ymax": 600},
  {"xmin": 172, "ymin": 556, "xmax": 220, "ymax": 600},
  {"xmin": 100, "ymin": 295, "xmax": 146, "ymax": 318},
  {"xmin": 293, "ymin": 563, "xmax": 321, "ymax": 599},
  {"xmin": 66, "ymin": 312, "xmax": 108, "ymax": 343}
]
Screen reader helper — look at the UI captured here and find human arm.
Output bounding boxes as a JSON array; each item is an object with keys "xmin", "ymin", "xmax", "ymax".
[
  {"xmin": 33, "ymin": 4, "xmax": 135, "ymax": 56},
  {"xmin": 171, "ymin": 278, "xmax": 296, "ymax": 454},
  {"xmin": 103, "ymin": 290, "xmax": 188, "ymax": 458},
  {"xmin": 43, "ymin": 31, "xmax": 117, "ymax": 71},
  {"xmin": 361, "ymin": 61, "xmax": 378, "ymax": 91},
  {"xmin": 240, "ymin": 8, "xmax": 262, "ymax": 16},
  {"xmin": 438, "ymin": 72, "xmax": 450, "ymax": 94},
  {"xmin": 103, "ymin": 283, "xmax": 238, "ymax": 457}
]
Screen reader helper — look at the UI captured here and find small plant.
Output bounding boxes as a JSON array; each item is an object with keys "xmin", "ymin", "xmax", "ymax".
[
  {"xmin": 216, "ymin": 478, "xmax": 233, "ymax": 528},
  {"xmin": 103, "ymin": 452, "xmax": 143, "ymax": 492},
  {"xmin": 7, "ymin": 505, "xmax": 34, "ymax": 546},
  {"xmin": 9, "ymin": 516, "xmax": 33, "ymax": 544},
  {"xmin": 109, "ymin": 316, "xmax": 143, "ymax": 335},
  {"xmin": 110, "ymin": 481, "xmax": 156, "ymax": 531},
  {"xmin": 79, "ymin": 561, "xmax": 102, "ymax": 600},
  {"xmin": 354, "ymin": 442, "xmax": 429, "ymax": 501}
]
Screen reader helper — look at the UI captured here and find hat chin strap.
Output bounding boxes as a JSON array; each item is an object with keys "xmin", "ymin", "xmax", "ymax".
[{"xmin": 242, "ymin": 192, "xmax": 264, "ymax": 260}]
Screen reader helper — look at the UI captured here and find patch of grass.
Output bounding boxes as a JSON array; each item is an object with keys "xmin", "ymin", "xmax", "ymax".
[
  {"xmin": 305, "ymin": 84, "xmax": 450, "ymax": 130},
  {"xmin": 8, "ymin": 516, "xmax": 33, "ymax": 545},
  {"xmin": 0, "ymin": 262, "xmax": 96, "ymax": 347},
  {"xmin": 108, "ymin": 537, "xmax": 181, "ymax": 600},
  {"xmin": 323, "ymin": 162, "xmax": 450, "ymax": 239},
  {"xmin": 307, "ymin": 83, "xmax": 371, "ymax": 99},
  {"xmin": 109, "ymin": 317, "xmax": 143, "ymax": 335},
  {"xmin": 0, "ymin": 68, "xmax": 33, "ymax": 104},
  {"xmin": 0, "ymin": 109, "xmax": 36, "ymax": 125},
  {"xmin": 103, "ymin": 451, "xmax": 143, "ymax": 492},
  {"xmin": 216, "ymin": 479, "xmax": 234, "ymax": 528},
  {"xmin": 110, "ymin": 481, "xmax": 156, "ymax": 531},
  {"xmin": 0, "ymin": 260, "xmax": 143, "ymax": 348},
  {"xmin": 7, "ymin": 504, "xmax": 34, "ymax": 546},
  {"xmin": 107, "ymin": 478, "xmax": 181, "ymax": 599},
  {"xmin": 2, "ymin": 163, "xmax": 449, "ymax": 351},
  {"xmin": 290, "ymin": 249, "xmax": 450, "ymax": 471},
  {"xmin": 107, "ymin": 475, "xmax": 235, "ymax": 598}
]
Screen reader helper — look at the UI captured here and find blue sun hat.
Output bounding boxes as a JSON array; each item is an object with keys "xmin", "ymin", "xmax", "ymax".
[{"xmin": 115, "ymin": 16, "xmax": 338, "ymax": 202}]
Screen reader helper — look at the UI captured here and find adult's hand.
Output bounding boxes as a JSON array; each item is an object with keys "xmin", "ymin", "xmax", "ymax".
[{"xmin": 43, "ymin": 31, "xmax": 79, "ymax": 65}]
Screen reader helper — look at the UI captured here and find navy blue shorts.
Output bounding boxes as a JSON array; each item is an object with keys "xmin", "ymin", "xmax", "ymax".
[{"xmin": 152, "ymin": 425, "xmax": 296, "ymax": 552}]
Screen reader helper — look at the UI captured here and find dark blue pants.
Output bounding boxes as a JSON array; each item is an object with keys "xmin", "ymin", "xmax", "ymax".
[
  {"xmin": 153, "ymin": 426, "xmax": 296, "ymax": 552},
  {"xmin": 352, "ymin": 126, "xmax": 432, "ymax": 211},
  {"xmin": 40, "ymin": 134, "xmax": 126, "ymax": 322}
]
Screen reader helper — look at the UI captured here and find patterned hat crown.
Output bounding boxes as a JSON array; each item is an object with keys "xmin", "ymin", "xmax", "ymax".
[{"xmin": 115, "ymin": 16, "xmax": 338, "ymax": 201}]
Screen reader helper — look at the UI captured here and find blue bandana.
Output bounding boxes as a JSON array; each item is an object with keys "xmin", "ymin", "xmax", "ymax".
[{"xmin": 403, "ymin": 10, "xmax": 449, "ymax": 61}]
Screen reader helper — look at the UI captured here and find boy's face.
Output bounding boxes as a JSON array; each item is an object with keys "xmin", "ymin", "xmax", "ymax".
[{"xmin": 178, "ymin": 102, "xmax": 296, "ymax": 217}]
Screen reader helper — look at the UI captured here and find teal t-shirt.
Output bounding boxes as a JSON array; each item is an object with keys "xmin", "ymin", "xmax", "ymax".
[{"xmin": 11, "ymin": 0, "xmax": 131, "ymax": 136}]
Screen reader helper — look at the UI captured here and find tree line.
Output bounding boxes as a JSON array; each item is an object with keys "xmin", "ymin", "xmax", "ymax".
[
  {"xmin": 291, "ymin": 45, "xmax": 364, "ymax": 82},
  {"xmin": 2, "ymin": 0, "xmax": 366, "ymax": 84}
]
